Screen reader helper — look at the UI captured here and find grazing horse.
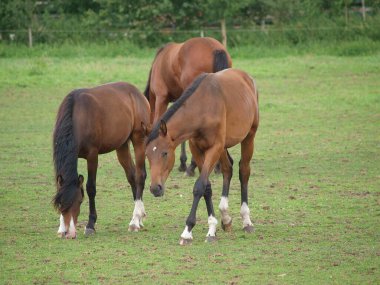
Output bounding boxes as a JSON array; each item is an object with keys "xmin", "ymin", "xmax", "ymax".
[
  {"xmin": 144, "ymin": 37, "xmax": 232, "ymax": 175},
  {"xmin": 144, "ymin": 68, "xmax": 259, "ymax": 244},
  {"xmin": 53, "ymin": 82, "xmax": 150, "ymax": 238}
]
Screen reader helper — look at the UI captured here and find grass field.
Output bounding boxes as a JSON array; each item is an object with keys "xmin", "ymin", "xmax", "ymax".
[{"xmin": 0, "ymin": 44, "xmax": 379, "ymax": 284}]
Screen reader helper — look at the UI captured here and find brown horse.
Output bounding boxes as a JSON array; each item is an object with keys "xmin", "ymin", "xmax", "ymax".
[
  {"xmin": 53, "ymin": 82, "xmax": 150, "ymax": 238},
  {"xmin": 144, "ymin": 68, "xmax": 259, "ymax": 244},
  {"xmin": 144, "ymin": 37, "xmax": 232, "ymax": 175}
]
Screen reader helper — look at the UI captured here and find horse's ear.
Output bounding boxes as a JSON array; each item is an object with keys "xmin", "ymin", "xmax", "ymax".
[
  {"xmin": 141, "ymin": 121, "xmax": 151, "ymax": 137},
  {"xmin": 57, "ymin": 175, "xmax": 64, "ymax": 187},
  {"xmin": 159, "ymin": 120, "xmax": 167, "ymax": 136},
  {"xmin": 78, "ymin": 175, "xmax": 84, "ymax": 186}
]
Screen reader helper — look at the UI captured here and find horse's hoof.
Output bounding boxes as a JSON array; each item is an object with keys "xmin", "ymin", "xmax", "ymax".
[
  {"xmin": 243, "ymin": 225, "xmax": 255, "ymax": 233},
  {"xmin": 205, "ymin": 236, "xmax": 217, "ymax": 243},
  {"xmin": 179, "ymin": 238, "xmax": 193, "ymax": 246},
  {"xmin": 65, "ymin": 233, "xmax": 77, "ymax": 239},
  {"xmin": 128, "ymin": 224, "xmax": 140, "ymax": 232},
  {"xmin": 185, "ymin": 168, "xmax": 195, "ymax": 177},
  {"xmin": 57, "ymin": 232, "xmax": 65, "ymax": 239},
  {"xmin": 221, "ymin": 220, "xmax": 233, "ymax": 232},
  {"xmin": 84, "ymin": 227, "xmax": 96, "ymax": 236},
  {"xmin": 178, "ymin": 164, "xmax": 187, "ymax": 172}
]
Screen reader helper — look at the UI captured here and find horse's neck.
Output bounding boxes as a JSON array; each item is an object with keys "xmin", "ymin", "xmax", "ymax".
[{"xmin": 168, "ymin": 107, "xmax": 201, "ymax": 147}]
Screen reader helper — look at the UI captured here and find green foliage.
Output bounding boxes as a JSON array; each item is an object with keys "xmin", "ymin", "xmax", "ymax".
[{"xmin": 1, "ymin": 0, "xmax": 380, "ymax": 47}]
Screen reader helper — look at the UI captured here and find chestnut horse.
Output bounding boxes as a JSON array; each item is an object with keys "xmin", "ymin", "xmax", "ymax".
[
  {"xmin": 53, "ymin": 82, "xmax": 149, "ymax": 238},
  {"xmin": 144, "ymin": 37, "xmax": 232, "ymax": 175},
  {"xmin": 144, "ymin": 69, "xmax": 259, "ymax": 245}
]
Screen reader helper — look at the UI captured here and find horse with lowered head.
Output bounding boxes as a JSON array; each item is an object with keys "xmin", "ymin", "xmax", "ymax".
[
  {"xmin": 144, "ymin": 68, "xmax": 259, "ymax": 245},
  {"xmin": 53, "ymin": 82, "xmax": 150, "ymax": 238},
  {"xmin": 144, "ymin": 37, "xmax": 232, "ymax": 175}
]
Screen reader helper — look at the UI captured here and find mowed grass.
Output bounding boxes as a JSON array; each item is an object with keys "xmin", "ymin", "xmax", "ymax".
[{"xmin": 0, "ymin": 47, "xmax": 379, "ymax": 284}]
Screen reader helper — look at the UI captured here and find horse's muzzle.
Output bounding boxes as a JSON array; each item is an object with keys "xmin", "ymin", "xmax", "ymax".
[{"xmin": 150, "ymin": 184, "xmax": 164, "ymax": 197}]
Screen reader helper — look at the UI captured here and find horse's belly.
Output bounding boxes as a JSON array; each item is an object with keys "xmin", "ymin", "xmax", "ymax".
[
  {"xmin": 225, "ymin": 137, "xmax": 243, "ymax": 148},
  {"xmin": 78, "ymin": 121, "xmax": 133, "ymax": 157},
  {"xmin": 225, "ymin": 113, "xmax": 254, "ymax": 147},
  {"xmin": 98, "ymin": 127, "xmax": 133, "ymax": 153}
]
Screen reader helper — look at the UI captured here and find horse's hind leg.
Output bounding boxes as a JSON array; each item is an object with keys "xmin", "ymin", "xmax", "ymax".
[
  {"xmin": 179, "ymin": 142, "xmax": 197, "ymax": 176},
  {"xmin": 185, "ymin": 155, "xmax": 198, "ymax": 177},
  {"xmin": 116, "ymin": 141, "xmax": 145, "ymax": 232},
  {"xmin": 85, "ymin": 151, "xmax": 98, "ymax": 236},
  {"xmin": 131, "ymin": 132, "xmax": 148, "ymax": 231},
  {"xmin": 239, "ymin": 129, "xmax": 257, "ymax": 233},
  {"xmin": 178, "ymin": 142, "xmax": 187, "ymax": 172},
  {"xmin": 218, "ymin": 149, "xmax": 234, "ymax": 232}
]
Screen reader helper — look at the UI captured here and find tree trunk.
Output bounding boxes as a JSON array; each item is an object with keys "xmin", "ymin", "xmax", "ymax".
[
  {"xmin": 221, "ymin": 18, "xmax": 227, "ymax": 47},
  {"xmin": 345, "ymin": 0, "xmax": 349, "ymax": 26}
]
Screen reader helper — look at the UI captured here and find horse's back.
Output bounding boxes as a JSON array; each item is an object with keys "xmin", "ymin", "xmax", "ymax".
[
  {"xmin": 151, "ymin": 37, "xmax": 232, "ymax": 101},
  {"xmin": 178, "ymin": 37, "xmax": 231, "ymax": 88},
  {"xmin": 72, "ymin": 82, "xmax": 149, "ymax": 156},
  {"xmin": 91, "ymin": 82, "xmax": 150, "ymax": 129}
]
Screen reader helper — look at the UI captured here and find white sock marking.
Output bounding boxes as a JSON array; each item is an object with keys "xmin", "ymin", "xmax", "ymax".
[
  {"xmin": 68, "ymin": 216, "xmax": 76, "ymax": 237},
  {"xmin": 206, "ymin": 215, "xmax": 218, "ymax": 237},
  {"xmin": 57, "ymin": 214, "xmax": 66, "ymax": 234},
  {"xmin": 240, "ymin": 202, "xmax": 253, "ymax": 227},
  {"xmin": 219, "ymin": 196, "xmax": 232, "ymax": 225},
  {"xmin": 180, "ymin": 226, "xmax": 193, "ymax": 240},
  {"xmin": 129, "ymin": 199, "xmax": 146, "ymax": 229}
]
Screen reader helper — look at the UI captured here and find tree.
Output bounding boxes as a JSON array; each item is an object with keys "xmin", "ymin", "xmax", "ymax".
[
  {"xmin": 0, "ymin": 0, "xmax": 41, "ymax": 46},
  {"xmin": 201, "ymin": 0, "xmax": 250, "ymax": 47}
]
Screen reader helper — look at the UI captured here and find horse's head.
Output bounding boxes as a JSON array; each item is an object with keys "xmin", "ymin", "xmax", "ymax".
[
  {"xmin": 145, "ymin": 121, "xmax": 175, "ymax": 197},
  {"xmin": 55, "ymin": 175, "xmax": 84, "ymax": 239}
]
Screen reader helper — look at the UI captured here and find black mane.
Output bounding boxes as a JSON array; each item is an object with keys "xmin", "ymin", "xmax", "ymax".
[
  {"xmin": 146, "ymin": 73, "xmax": 208, "ymax": 144},
  {"xmin": 52, "ymin": 89, "xmax": 85, "ymax": 212}
]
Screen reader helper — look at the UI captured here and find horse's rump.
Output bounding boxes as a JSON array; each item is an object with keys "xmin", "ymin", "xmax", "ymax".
[{"xmin": 145, "ymin": 37, "xmax": 232, "ymax": 105}]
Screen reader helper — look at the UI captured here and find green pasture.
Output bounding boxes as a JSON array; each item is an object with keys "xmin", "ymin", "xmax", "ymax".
[{"xmin": 0, "ymin": 45, "xmax": 379, "ymax": 284}]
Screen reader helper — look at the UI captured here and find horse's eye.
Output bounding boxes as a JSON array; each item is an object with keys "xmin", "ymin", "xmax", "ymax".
[{"xmin": 162, "ymin": 151, "xmax": 168, "ymax": 158}]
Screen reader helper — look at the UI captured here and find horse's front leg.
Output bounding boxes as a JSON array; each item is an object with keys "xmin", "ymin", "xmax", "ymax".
[
  {"xmin": 84, "ymin": 152, "xmax": 98, "ymax": 236},
  {"xmin": 180, "ymin": 143, "xmax": 221, "ymax": 245},
  {"xmin": 153, "ymin": 95, "xmax": 169, "ymax": 123},
  {"xmin": 179, "ymin": 176, "xmax": 207, "ymax": 245},
  {"xmin": 204, "ymin": 181, "xmax": 217, "ymax": 242}
]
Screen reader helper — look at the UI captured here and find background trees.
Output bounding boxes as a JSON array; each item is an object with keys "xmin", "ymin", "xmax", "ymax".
[{"xmin": 0, "ymin": 0, "xmax": 379, "ymax": 46}]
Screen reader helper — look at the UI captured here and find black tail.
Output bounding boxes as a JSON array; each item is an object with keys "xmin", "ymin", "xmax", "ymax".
[
  {"xmin": 143, "ymin": 68, "xmax": 152, "ymax": 101},
  {"xmin": 52, "ymin": 89, "xmax": 83, "ymax": 212},
  {"xmin": 213, "ymin": 50, "xmax": 230, "ymax": 72}
]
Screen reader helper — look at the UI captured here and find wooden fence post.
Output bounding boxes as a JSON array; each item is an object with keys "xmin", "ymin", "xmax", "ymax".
[
  {"xmin": 28, "ymin": 27, "xmax": 33, "ymax": 48},
  {"xmin": 221, "ymin": 18, "xmax": 227, "ymax": 47},
  {"xmin": 361, "ymin": 0, "xmax": 366, "ymax": 22}
]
